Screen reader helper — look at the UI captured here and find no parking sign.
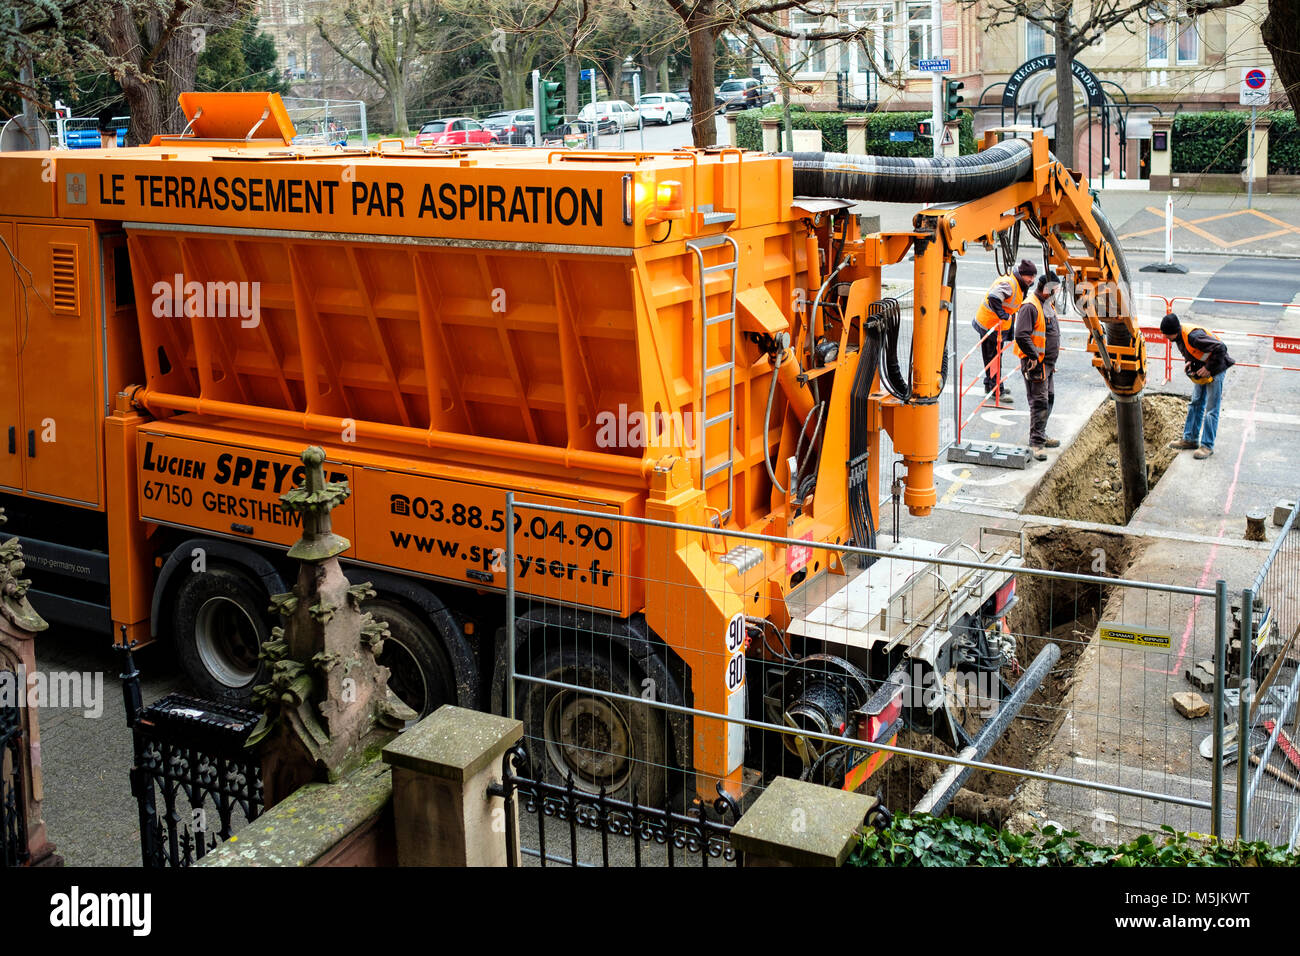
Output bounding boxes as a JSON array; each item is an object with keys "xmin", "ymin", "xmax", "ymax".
[{"xmin": 1240, "ymin": 67, "xmax": 1272, "ymax": 106}]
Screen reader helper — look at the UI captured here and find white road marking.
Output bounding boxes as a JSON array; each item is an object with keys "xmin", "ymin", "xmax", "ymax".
[{"xmin": 1221, "ymin": 409, "xmax": 1300, "ymax": 426}]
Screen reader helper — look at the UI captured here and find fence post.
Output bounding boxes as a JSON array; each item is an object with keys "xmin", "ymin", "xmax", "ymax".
[
  {"xmin": 1211, "ymin": 578, "xmax": 1228, "ymax": 839},
  {"xmin": 505, "ymin": 492, "xmax": 516, "ymax": 720},
  {"xmin": 1236, "ymin": 587, "xmax": 1254, "ymax": 841},
  {"xmin": 730, "ymin": 776, "xmax": 877, "ymax": 866},
  {"xmin": 359, "ymin": 101, "xmax": 367, "ymax": 145},
  {"xmin": 382, "ymin": 705, "xmax": 523, "ymax": 866}
]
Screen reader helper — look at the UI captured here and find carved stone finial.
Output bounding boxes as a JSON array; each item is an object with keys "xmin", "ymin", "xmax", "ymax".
[
  {"xmin": 281, "ymin": 446, "xmax": 351, "ymax": 561},
  {"xmin": 0, "ymin": 509, "xmax": 47, "ymax": 633},
  {"xmin": 249, "ymin": 450, "xmax": 414, "ymax": 806}
]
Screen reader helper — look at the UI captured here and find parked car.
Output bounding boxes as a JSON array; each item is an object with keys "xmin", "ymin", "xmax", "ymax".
[
  {"xmin": 414, "ymin": 117, "xmax": 494, "ymax": 147},
  {"xmin": 716, "ymin": 77, "xmax": 772, "ymax": 111},
  {"xmin": 636, "ymin": 92, "xmax": 690, "ymax": 126},
  {"xmin": 481, "ymin": 109, "xmax": 539, "ymax": 145},
  {"xmin": 577, "ymin": 100, "xmax": 642, "ymax": 132},
  {"xmin": 672, "ymin": 88, "xmax": 692, "ymax": 111}
]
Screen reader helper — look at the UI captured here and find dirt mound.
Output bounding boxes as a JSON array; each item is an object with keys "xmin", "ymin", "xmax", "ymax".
[{"xmin": 1024, "ymin": 394, "xmax": 1187, "ymax": 525}]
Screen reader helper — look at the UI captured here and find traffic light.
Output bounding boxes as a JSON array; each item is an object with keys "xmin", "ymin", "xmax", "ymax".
[
  {"xmin": 944, "ymin": 79, "xmax": 964, "ymax": 123},
  {"xmin": 917, "ymin": 119, "xmax": 933, "ymax": 137},
  {"xmin": 539, "ymin": 79, "xmax": 563, "ymax": 133}
]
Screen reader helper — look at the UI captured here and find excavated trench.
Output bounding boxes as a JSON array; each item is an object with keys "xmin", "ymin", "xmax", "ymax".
[
  {"xmin": 872, "ymin": 531, "xmax": 1144, "ymax": 825},
  {"xmin": 1023, "ymin": 394, "xmax": 1188, "ymax": 526}
]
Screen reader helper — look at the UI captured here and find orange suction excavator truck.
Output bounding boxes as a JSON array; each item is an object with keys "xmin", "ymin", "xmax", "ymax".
[{"xmin": 0, "ymin": 93, "xmax": 1145, "ymax": 804}]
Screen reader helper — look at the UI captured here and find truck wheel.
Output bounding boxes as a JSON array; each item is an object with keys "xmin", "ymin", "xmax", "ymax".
[
  {"xmin": 173, "ymin": 565, "xmax": 270, "ymax": 704},
  {"xmin": 366, "ymin": 599, "xmax": 456, "ymax": 718},
  {"xmin": 519, "ymin": 644, "xmax": 667, "ymax": 806}
]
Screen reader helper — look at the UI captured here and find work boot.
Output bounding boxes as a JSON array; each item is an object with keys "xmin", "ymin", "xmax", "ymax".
[
  {"xmin": 1040, "ymin": 437, "xmax": 1061, "ymax": 448},
  {"xmin": 998, "ymin": 390, "xmax": 1014, "ymax": 405},
  {"xmin": 1168, "ymin": 439, "xmax": 1198, "ymax": 450},
  {"xmin": 1193, "ymin": 446, "xmax": 1214, "ymax": 460},
  {"xmin": 1030, "ymin": 445, "xmax": 1048, "ymax": 461}
]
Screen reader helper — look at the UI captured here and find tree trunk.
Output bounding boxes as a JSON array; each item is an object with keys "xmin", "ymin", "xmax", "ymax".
[
  {"xmin": 565, "ymin": 53, "xmax": 580, "ymax": 115},
  {"xmin": 386, "ymin": 67, "xmax": 409, "ymax": 136},
  {"xmin": 687, "ymin": 19, "xmax": 717, "ymax": 147},
  {"xmin": 122, "ymin": 81, "xmax": 166, "ymax": 148},
  {"xmin": 1263, "ymin": 0, "xmax": 1300, "ymax": 115},
  {"xmin": 640, "ymin": 52, "xmax": 660, "ymax": 93},
  {"xmin": 659, "ymin": 59, "xmax": 670, "ymax": 92},
  {"xmin": 1054, "ymin": 26, "xmax": 1075, "ymax": 168}
]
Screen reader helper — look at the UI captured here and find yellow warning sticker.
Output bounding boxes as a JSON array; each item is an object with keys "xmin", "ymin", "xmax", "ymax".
[
  {"xmin": 1099, "ymin": 624, "xmax": 1173, "ymax": 654},
  {"xmin": 1254, "ymin": 607, "xmax": 1274, "ymax": 650}
]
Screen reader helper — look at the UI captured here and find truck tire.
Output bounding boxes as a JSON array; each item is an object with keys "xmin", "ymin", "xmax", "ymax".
[
  {"xmin": 518, "ymin": 643, "xmax": 668, "ymax": 806},
  {"xmin": 366, "ymin": 599, "xmax": 456, "ymax": 718},
  {"xmin": 172, "ymin": 565, "xmax": 271, "ymax": 704}
]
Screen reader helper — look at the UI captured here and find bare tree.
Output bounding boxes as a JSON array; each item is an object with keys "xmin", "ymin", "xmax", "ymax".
[
  {"xmin": 448, "ymin": 0, "xmax": 562, "ymax": 110},
  {"xmin": 1184, "ymin": 0, "xmax": 1300, "ymax": 114},
  {"xmin": 98, "ymin": 0, "xmax": 251, "ymax": 145},
  {"xmin": 657, "ymin": 1, "xmax": 886, "ymax": 147},
  {"xmin": 957, "ymin": 0, "xmax": 1155, "ymax": 168},
  {"xmin": 316, "ymin": 0, "xmax": 451, "ymax": 137}
]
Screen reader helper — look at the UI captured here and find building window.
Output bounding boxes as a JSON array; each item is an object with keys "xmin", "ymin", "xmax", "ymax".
[
  {"xmin": 906, "ymin": 2, "xmax": 932, "ymax": 69},
  {"xmin": 1149, "ymin": 4, "xmax": 1197, "ymax": 65},
  {"xmin": 1026, "ymin": 21, "xmax": 1047, "ymax": 58},
  {"xmin": 1147, "ymin": 18, "xmax": 1168, "ymax": 65},
  {"xmin": 1175, "ymin": 19, "xmax": 1199, "ymax": 63}
]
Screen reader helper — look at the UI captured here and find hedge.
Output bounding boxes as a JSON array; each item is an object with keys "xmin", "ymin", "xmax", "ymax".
[
  {"xmin": 849, "ymin": 813, "xmax": 1300, "ymax": 867},
  {"xmin": 1270, "ymin": 111, "xmax": 1300, "ymax": 175},
  {"xmin": 735, "ymin": 104, "xmax": 975, "ymax": 155},
  {"xmin": 1170, "ymin": 109, "xmax": 1298, "ymax": 176}
]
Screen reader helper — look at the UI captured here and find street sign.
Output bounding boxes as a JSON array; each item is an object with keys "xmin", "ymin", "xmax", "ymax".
[
  {"xmin": 940, "ymin": 125, "xmax": 955, "ymax": 147},
  {"xmin": 1240, "ymin": 66, "xmax": 1271, "ymax": 106},
  {"xmin": 918, "ymin": 58, "xmax": 951, "ymax": 72},
  {"xmin": 580, "ymin": 69, "xmax": 593, "ymax": 81},
  {"xmin": 889, "ymin": 130, "xmax": 915, "ymax": 142}
]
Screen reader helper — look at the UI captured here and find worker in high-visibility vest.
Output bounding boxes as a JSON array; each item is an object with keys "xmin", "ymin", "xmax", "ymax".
[
  {"xmin": 1161, "ymin": 313, "xmax": 1235, "ymax": 460},
  {"xmin": 973, "ymin": 259, "xmax": 1038, "ymax": 405},
  {"xmin": 1013, "ymin": 273, "xmax": 1061, "ymax": 460}
]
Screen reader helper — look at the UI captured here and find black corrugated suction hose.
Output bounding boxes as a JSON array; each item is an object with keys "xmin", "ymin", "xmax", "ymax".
[{"xmin": 777, "ymin": 138, "xmax": 1033, "ymax": 205}]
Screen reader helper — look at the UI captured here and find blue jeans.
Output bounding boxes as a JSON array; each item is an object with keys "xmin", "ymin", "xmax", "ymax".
[{"xmin": 1184, "ymin": 373, "xmax": 1225, "ymax": 449}]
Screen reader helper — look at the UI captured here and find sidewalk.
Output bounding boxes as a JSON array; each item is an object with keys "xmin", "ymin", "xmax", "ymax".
[{"xmin": 853, "ymin": 189, "xmax": 1300, "ymax": 257}]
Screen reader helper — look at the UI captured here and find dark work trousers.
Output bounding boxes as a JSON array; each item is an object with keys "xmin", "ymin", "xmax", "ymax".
[
  {"xmin": 972, "ymin": 318, "xmax": 1006, "ymax": 394},
  {"xmin": 1021, "ymin": 360, "xmax": 1055, "ymax": 445}
]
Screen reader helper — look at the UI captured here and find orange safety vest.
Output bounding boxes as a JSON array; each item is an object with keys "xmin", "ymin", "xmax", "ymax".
[
  {"xmin": 1013, "ymin": 295, "xmax": 1047, "ymax": 360},
  {"xmin": 974, "ymin": 273, "xmax": 1025, "ymax": 331},
  {"xmin": 1179, "ymin": 325, "xmax": 1216, "ymax": 384}
]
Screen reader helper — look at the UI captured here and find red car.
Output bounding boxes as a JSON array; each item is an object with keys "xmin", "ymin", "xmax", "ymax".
[{"xmin": 414, "ymin": 117, "xmax": 494, "ymax": 147}]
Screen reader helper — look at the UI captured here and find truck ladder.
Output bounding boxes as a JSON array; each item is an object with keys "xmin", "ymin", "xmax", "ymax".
[{"xmin": 687, "ymin": 234, "xmax": 740, "ymax": 523}]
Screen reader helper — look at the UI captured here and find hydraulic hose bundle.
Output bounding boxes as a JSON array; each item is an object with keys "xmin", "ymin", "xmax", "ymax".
[{"xmin": 777, "ymin": 139, "xmax": 1033, "ymax": 205}]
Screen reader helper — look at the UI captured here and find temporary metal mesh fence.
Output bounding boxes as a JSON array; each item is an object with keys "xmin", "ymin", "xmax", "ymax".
[
  {"xmin": 1241, "ymin": 498, "xmax": 1300, "ymax": 847},
  {"xmin": 502, "ymin": 495, "xmax": 1228, "ymax": 862},
  {"xmin": 281, "ymin": 97, "xmax": 368, "ymax": 146}
]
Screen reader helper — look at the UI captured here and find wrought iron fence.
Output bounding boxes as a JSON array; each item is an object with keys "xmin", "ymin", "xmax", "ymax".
[
  {"xmin": 122, "ymin": 650, "xmax": 263, "ymax": 867},
  {"xmin": 1241, "ymin": 498, "xmax": 1300, "ymax": 846},
  {"xmin": 1, "ymin": 679, "xmax": 27, "ymax": 867},
  {"xmin": 488, "ymin": 742, "xmax": 740, "ymax": 867}
]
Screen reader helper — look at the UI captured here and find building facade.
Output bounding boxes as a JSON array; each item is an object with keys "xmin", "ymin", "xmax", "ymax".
[{"xmin": 771, "ymin": 0, "xmax": 1281, "ymax": 176}]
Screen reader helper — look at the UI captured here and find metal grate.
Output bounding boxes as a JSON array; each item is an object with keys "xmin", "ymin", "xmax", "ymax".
[{"xmin": 50, "ymin": 245, "xmax": 78, "ymax": 313}]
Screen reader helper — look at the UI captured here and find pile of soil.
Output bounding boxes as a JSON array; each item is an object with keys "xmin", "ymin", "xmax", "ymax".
[{"xmin": 1024, "ymin": 394, "xmax": 1188, "ymax": 525}]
